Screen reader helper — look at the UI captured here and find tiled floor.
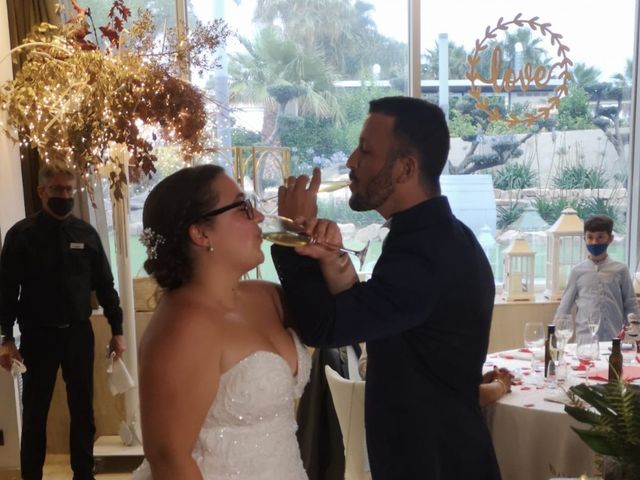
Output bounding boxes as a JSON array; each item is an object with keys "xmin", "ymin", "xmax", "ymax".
[{"xmin": 43, "ymin": 455, "xmax": 136, "ymax": 480}]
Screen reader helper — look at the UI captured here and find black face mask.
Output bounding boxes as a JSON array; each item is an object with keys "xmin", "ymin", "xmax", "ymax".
[{"xmin": 48, "ymin": 197, "xmax": 74, "ymax": 217}]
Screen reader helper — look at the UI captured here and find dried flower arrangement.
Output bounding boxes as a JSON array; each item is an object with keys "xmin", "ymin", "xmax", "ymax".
[{"xmin": 0, "ymin": 0, "xmax": 229, "ymax": 198}]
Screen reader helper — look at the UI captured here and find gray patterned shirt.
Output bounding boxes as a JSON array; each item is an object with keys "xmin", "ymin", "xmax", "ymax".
[{"xmin": 557, "ymin": 256, "xmax": 638, "ymax": 341}]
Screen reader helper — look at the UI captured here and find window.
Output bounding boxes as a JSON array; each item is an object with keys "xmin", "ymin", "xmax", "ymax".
[
  {"xmin": 77, "ymin": 1, "xmax": 638, "ymax": 289},
  {"xmin": 188, "ymin": 0, "xmax": 410, "ymax": 279},
  {"xmin": 421, "ymin": 1, "xmax": 637, "ymax": 288}
]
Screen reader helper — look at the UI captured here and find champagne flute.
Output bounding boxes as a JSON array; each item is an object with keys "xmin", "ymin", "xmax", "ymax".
[
  {"xmin": 554, "ymin": 313, "xmax": 574, "ymax": 383},
  {"xmin": 523, "ymin": 322, "xmax": 545, "ymax": 375},
  {"xmin": 576, "ymin": 333, "xmax": 599, "ymax": 385},
  {"xmin": 261, "ymin": 215, "xmax": 370, "ymax": 270},
  {"xmin": 259, "ymin": 180, "xmax": 351, "ymax": 203},
  {"xmin": 587, "ymin": 311, "xmax": 601, "ymax": 340}
]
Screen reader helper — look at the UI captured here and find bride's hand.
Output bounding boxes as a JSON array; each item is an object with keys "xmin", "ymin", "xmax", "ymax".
[{"xmin": 294, "ymin": 218, "xmax": 345, "ymax": 264}]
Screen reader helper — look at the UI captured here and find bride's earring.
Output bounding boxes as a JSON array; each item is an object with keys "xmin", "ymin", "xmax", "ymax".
[{"xmin": 207, "ymin": 244, "xmax": 214, "ymax": 253}]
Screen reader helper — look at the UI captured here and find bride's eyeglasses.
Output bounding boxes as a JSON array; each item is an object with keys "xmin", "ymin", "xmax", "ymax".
[{"xmin": 199, "ymin": 198, "xmax": 256, "ymax": 221}]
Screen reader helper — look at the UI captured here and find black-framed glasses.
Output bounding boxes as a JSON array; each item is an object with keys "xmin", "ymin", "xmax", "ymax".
[{"xmin": 199, "ymin": 197, "xmax": 255, "ymax": 221}]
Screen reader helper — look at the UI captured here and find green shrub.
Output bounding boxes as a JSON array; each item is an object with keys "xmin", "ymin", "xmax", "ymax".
[
  {"xmin": 534, "ymin": 196, "xmax": 579, "ymax": 225},
  {"xmin": 231, "ymin": 127, "xmax": 262, "ymax": 146},
  {"xmin": 552, "ymin": 163, "xmax": 609, "ymax": 189},
  {"xmin": 493, "ymin": 162, "xmax": 537, "ymax": 190},
  {"xmin": 576, "ymin": 197, "xmax": 625, "ymax": 232},
  {"xmin": 556, "ymin": 86, "xmax": 593, "ymax": 130},
  {"xmin": 497, "ymin": 202, "xmax": 525, "ymax": 230}
]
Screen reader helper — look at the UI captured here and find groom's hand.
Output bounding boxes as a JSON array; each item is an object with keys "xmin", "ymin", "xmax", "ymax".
[{"xmin": 278, "ymin": 167, "xmax": 321, "ymax": 222}]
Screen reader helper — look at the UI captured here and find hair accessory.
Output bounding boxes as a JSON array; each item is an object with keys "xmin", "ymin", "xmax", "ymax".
[{"xmin": 139, "ymin": 227, "xmax": 166, "ymax": 259}]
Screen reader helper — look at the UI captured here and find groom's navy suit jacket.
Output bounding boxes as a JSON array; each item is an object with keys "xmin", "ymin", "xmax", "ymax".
[{"xmin": 273, "ymin": 196, "xmax": 501, "ymax": 480}]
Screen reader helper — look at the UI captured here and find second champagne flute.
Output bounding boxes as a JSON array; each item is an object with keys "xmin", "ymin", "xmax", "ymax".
[
  {"xmin": 261, "ymin": 215, "xmax": 370, "ymax": 270},
  {"xmin": 554, "ymin": 313, "xmax": 574, "ymax": 382},
  {"xmin": 523, "ymin": 322, "xmax": 545, "ymax": 375}
]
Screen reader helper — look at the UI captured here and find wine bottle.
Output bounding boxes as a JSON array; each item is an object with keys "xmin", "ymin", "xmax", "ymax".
[
  {"xmin": 608, "ymin": 338, "xmax": 623, "ymax": 382},
  {"xmin": 544, "ymin": 324, "xmax": 557, "ymax": 378}
]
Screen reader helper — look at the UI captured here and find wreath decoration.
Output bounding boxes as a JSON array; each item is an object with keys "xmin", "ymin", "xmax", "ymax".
[{"xmin": 465, "ymin": 13, "xmax": 573, "ymax": 127}]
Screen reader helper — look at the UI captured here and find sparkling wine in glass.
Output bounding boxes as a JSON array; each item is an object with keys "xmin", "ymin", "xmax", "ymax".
[
  {"xmin": 261, "ymin": 215, "xmax": 369, "ymax": 270},
  {"xmin": 523, "ymin": 322, "xmax": 545, "ymax": 374},
  {"xmin": 259, "ymin": 180, "xmax": 351, "ymax": 204}
]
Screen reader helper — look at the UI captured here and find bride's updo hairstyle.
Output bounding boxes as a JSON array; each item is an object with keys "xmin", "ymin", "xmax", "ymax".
[{"xmin": 142, "ymin": 164, "xmax": 225, "ymax": 290}]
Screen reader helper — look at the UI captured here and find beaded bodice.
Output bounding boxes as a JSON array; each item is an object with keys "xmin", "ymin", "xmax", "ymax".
[{"xmin": 133, "ymin": 330, "xmax": 311, "ymax": 480}]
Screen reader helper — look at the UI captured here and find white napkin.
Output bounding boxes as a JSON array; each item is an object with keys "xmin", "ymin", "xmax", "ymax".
[
  {"xmin": 10, "ymin": 359, "xmax": 26, "ymax": 376},
  {"xmin": 106, "ymin": 353, "xmax": 135, "ymax": 395},
  {"xmin": 543, "ymin": 390, "xmax": 572, "ymax": 406}
]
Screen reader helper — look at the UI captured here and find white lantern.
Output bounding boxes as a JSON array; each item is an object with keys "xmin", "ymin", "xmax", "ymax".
[
  {"xmin": 503, "ymin": 235, "xmax": 535, "ymax": 302},
  {"xmin": 544, "ymin": 208, "xmax": 585, "ymax": 301}
]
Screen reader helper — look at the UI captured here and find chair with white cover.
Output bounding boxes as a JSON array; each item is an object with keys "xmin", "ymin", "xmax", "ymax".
[{"xmin": 324, "ymin": 365, "xmax": 371, "ymax": 480}]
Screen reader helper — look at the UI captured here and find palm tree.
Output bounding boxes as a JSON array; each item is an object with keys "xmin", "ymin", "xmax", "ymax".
[
  {"xmin": 571, "ymin": 62, "xmax": 602, "ymax": 90},
  {"xmin": 422, "ymin": 40, "xmax": 469, "ymax": 80},
  {"xmin": 229, "ymin": 26, "xmax": 341, "ymax": 144},
  {"xmin": 253, "ymin": 0, "xmax": 403, "ymax": 79},
  {"xmin": 610, "ymin": 59, "xmax": 633, "ymax": 99},
  {"xmin": 476, "ymin": 28, "xmax": 550, "ymax": 79}
]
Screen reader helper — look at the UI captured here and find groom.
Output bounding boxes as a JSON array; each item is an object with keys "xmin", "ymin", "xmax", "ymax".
[{"xmin": 272, "ymin": 96, "xmax": 501, "ymax": 479}]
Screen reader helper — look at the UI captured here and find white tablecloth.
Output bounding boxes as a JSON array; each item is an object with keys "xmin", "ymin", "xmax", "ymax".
[{"xmin": 484, "ymin": 343, "xmax": 639, "ymax": 480}]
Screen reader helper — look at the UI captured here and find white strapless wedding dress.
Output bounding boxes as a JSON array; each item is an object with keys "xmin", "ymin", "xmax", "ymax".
[{"xmin": 133, "ymin": 330, "xmax": 311, "ymax": 479}]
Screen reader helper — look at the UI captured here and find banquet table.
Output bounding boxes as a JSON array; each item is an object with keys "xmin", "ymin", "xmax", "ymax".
[{"xmin": 483, "ymin": 343, "xmax": 640, "ymax": 480}]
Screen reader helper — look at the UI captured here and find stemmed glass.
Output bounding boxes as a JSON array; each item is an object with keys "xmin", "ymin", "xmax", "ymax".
[
  {"xmin": 575, "ymin": 333, "xmax": 600, "ymax": 385},
  {"xmin": 587, "ymin": 311, "xmax": 601, "ymax": 340},
  {"xmin": 256, "ymin": 180, "xmax": 351, "ymax": 213},
  {"xmin": 261, "ymin": 215, "xmax": 370, "ymax": 270},
  {"xmin": 554, "ymin": 313, "xmax": 574, "ymax": 382},
  {"xmin": 523, "ymin": 322, "xmax": 545, "ymax": 375}
]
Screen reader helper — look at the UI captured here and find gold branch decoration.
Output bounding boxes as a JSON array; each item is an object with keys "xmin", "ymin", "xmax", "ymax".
[{"xmin": 0, "ymin": 2, "xmax": 230, "ymax": 199}]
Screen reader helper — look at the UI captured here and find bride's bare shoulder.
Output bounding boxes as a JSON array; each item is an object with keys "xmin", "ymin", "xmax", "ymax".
[
  {"xmin": 140, "ymin": 291, "xmax": 227, "ymax": 353},
  {"xmin": 238, "ymin": 280, "xmax": 288, "ymax": 324},
  {"xmin": 239, "ymin": 280, "xmax": 283, "ymax": 305}
]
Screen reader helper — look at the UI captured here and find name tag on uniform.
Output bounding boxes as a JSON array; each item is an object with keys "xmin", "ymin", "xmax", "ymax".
[{"xmin": 70, "ymin": 242, "xmax": 85, "ymax": 250}]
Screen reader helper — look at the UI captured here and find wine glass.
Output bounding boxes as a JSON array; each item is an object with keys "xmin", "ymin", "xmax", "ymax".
[
  {"xmin": 261, "ymin": 215, "xmax": 370, "ymax": 270},
  {"xmin": 554, "ymin": 313, "xmax": 574, "ymax": 383},
  {"xmin": 575, "ymin": 333, "xmax": 600, "ymax": 385},
  {"xmin": 257, "ymin": 180, "xmax": 352, "ymax": 211},
  {"xmin": 546, "ymin": 335, "xmax": 560, "ymax": 389},
  {"xmin": 523, "ymin": 322, "xmax": 545, "ymax": 374},
  {"xmin": 587, "ymin": 311, "xmax": 601, "ymax": 340}
]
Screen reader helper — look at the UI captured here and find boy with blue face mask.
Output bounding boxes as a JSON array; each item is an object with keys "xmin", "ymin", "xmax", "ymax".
[{"xmin": 556, "ymin": 214, "xmax": 638, "ymax": 341}]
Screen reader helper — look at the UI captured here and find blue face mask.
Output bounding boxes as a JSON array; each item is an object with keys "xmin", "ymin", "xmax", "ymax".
[{"xmin": 586, "ymin": 243, "xmax": 608, "ymax": 257}]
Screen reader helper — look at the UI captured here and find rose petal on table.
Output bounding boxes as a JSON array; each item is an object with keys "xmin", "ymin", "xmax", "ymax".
[
  {"xmin": 520, "ymin": 386, "xmax": 531, "ymax": 391},
  {"xmin": 524, "ymin": 403, "xmax": 535, "ymax": 408},
  {"xmin": 518, "ymin": 348, "xmax": 532, "ymax": 353}
]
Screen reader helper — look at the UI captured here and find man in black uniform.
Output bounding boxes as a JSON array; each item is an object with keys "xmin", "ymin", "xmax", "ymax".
[{"xmin": 0, "ymin": 163, "xmax": 125, "ymax": 480}]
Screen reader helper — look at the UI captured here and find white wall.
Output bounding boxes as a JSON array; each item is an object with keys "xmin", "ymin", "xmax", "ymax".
[{"xmin": 0, "ymin": 0, "xmax": 24, "ymax": 472}]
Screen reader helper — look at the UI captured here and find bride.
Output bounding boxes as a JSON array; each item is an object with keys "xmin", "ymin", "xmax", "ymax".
[{"xmin": 133, "ymin": 165, "xmax": 310, "ymax": 480}]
